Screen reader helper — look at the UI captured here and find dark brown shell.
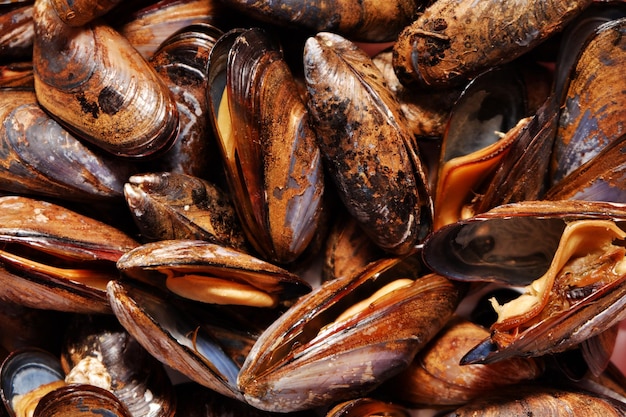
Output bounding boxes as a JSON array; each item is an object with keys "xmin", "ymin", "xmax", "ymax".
[
  {"xmin": 123, "ymin": 172, "xmax": 248, "ymax": 251},
  {"xmin": 325, "ymin": 398, "xmax": 411, "ymax": 417},
  {"xmin": 34, "ymin": 384, "xmax": 133, "ymax": 417},
  {"xmin": 304, "ymin": 32, "xmax": 432, "ymax": 255},
  {"xmin": 0, "ymin": 3, "xmax": 33, "ymax": 60}
]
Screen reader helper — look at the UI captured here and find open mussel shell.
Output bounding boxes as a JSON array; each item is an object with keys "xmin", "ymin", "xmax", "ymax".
[
  {"xmin": 107, "ymin": 279, "xmax": 262, "ymax": 401},
  {"xmin": 423, "ymin": 200, "xmax": 626, "ymax": 365},
  {"xmin": 206, "ymin": 27, "xmax": 325, "ymax": 265},
  {"xmin": 0, "ymin": 348, "xmax": 65, "ymax": 417},
  {"xmin": 124, "ymin": 172, "xmax": 248, "ymax": 250},
  {"xmin": 422, "ymin": 200, "xmax": 626, "ymax": 286},
  {"xmin": 0, "ymin": 195, "xmax": 138, "ymax": 313},
  {"xmin": 551, "ymin": 17, "xmax": 626, "ymax": 185},
  {"xmin": 218, "ymin": 0, "xmax": 420, "ymax": 42},
  {"xmin": 0, "ymin": 88, "xmax": 136, "ymax": 202},
  {"xmin": 32, "ymin": 0, "xmax": 179, "ymax": 158},
  {"xmin": 116, "ymin": 239, "xmax": 311, "ymax": 307},
  {"xmin": 34, "ymin": 384, "xmax": 132, "ymax": 417},
  {"xmin": 392, "ymin": 0, "xmax": 590, "ymax": 88},
  {"xmin": 325, "ymin": 398, "xmax": 411, "ymax": 417},
  {"xmin": 304, "ymin": 31, "xmax": 432, "ymax": 255},
  {"xmin": 433, "ymin": 65, "xmax": 531, "ymax": 229},
  {"xmin": 61, "ymin": 314, "xmax": 175, "ymax": 417},
  {"xmin": 237, "ymin": 252, "xmax": 462, "ymax": 412}
]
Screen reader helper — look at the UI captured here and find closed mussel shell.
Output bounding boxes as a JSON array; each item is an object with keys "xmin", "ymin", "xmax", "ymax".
[
  {"xmin": 304, "ymin": 32, "xmax": 432, "ymax": 256},
  {"xmin": 238, "ymin": 252, "xmax": 461, "ymax": 412},
  {"xmin": 32, "ymin": 0, "xmax": 179, "ymax": 158},
  {"xmin": 0, "ymin": 195, "xmax": 139, "ymax": 313},
  {"xmin": 0, "ymin": 89, "xmax": 136, "ymax": 202},
  {"xmin": 150, "ymin": 23, "xmax": 224, "ymax": 179},
  {"xmin": 124, "ymin": 172, "xmax": 248, "ymax": 251},
  {"xmin": 207, "ymin": 27, "xmax": 324, "ymax": 264},
  {"xmin": 0, "ymin": 3, "xmax": 33, "ymax": 60},
  {"xmin": 34, "ymin": 384, "xmax": 132, "ymax": 417},
  {"xmin": 325, "ymin": 398, "xmax": 411, "ymax": 417},
  {"xmin": 116, "ymin": 239, "xmax": 311, "ymax": 308},
  {"xmin": 392, "ymin": 0, "xmax": 591, "ymax": 88}
]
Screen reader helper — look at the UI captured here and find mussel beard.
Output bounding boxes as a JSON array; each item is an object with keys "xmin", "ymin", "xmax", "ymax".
[{"xmin": 489, "ymin": 220, "xmax": 626, "ymax": 349}]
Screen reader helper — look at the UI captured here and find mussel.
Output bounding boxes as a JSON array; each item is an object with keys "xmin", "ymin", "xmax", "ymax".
[
  {"xmin": 304, "ymin": 32, "xmax": 432, "ymax": 255},
  {"xmin": 0, "ymin": 195, "xmax": 138, "ymax": 313},
  {"xmin": 423, "ymin": 200, "xmax": 626, "ymax": 368},
  {"xmin": 207, "ymin": 27, "xmax": 325, "ymax": 264},
  {"xmin": 32, "ymin": 0, "xmax": 179, "ymax": 157},
  {"xmin": 238, "ymin": 252, "xmax": 461, "ymax": 411}
]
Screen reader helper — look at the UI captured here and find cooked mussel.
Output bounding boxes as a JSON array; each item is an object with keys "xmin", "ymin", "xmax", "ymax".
[
  {"xmin": 116, "ymin": 239, "xmax": 311, "ymax": 307},
  {"xmin": 0, "ymin": 195, "xmax": 138, "ymax": 313},
  {"xmin": 423, "ymin": 200, "xmax": 626, "ymax": 367},
  {"xmin": 238, "ymin": 252, "xmax": 461, "ymax": 412},
  {"xmin": 32, "ymin": 0, "xmax": 179, "ymax": 157},
  {"xmin": 207, "ymin": 27, "xmax": 325, "ymax": 265},
  {"xmin": 304, "ymin": 32, "xmax": 432, "ymax": 255}
]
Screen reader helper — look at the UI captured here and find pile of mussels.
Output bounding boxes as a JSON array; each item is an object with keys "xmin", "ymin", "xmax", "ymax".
[{"xmin": 0, "ymin": 0, "xmax": 626, "ymax": 415}]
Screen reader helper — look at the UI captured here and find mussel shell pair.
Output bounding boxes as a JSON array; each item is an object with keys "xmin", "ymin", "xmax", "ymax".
[
  {"xmin": 423, "ymin": 200, "xmax": 626, "ymax": 365},
  {"xmin": 32, "ymin": 0, "xmax": 179, "ymax": 157},
  {"xmin": 304, "ymin": 32, "xmax": 432, "ymax": 255},
  {"xmin": 238, "ymin": 252, "xmax": 462, "ymax": 412},
  {"xmin": 207, "ymin": 27, "xmax": 325, "ymax": 264},
  {"xmin": 0, "ymin": 195, "xmax": 138, "ymax": 313}
]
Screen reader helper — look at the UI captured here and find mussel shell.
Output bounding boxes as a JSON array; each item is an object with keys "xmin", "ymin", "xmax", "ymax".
[
  {"xmin": 117, "ymin": 0, "xmax": 226, "ymax": 60},
  {"xmin": 304, "ymin": 32, "xmax": 432, "ymax": 255},
  {"xmin": 0, "ymin": 348, "xmax": 64, "ymax": 417},
  {"xmin": 123, "ymin": 172, "xmax": 248, "ymax": 250},
  {"xmin": 207, "ymin": 27, "xmax": 325, "ymax": 264},
  {"xmin": 218, "ymin": 0, "xmax": 420, "ymax": 42},
  {"xmin": 34, "ymin": 384, "xmax": 133, "ymax": 417},
  {"xmin": 50, "ymin": 0, "xmax": 122, "ymax": 26},
  {"xmin": 392, "ymin": 0, "xmax": 591, "ymax": 88},
  {"xmin": 32, "ymin": 0, "xmax": 179, "ymax": 158},
  {"xmin": 0, "ymin": 195, "xmax": 138, "ymax": 313},
  {"xmin": 385, "ymin": 317, "xmax": 544, "ymax": 406},
  {"xmin": 238, "ymin": 253, "xmax": 461, "ymax": 412},
  {"xmin": 422, "ymin": 200, "xmax": 626, "ymax": 286},
  {"xmin": 61, "ymin": 314, "xmax": 175, "ymax": 417},
  {"xmin": 325, "ymin": 398, "xmax": 411, "ymax": 417},
  {"xmin": 442, "ymin": 384, "xmax": 626, "ymax": 416},
  {"xmin": 0, "ymin": 4, "xmax": 33, "ymax": 60},
  {"xmin": 150, "ymin": 23, "xmax": 224, "ymax": 179},
  {"xmin": 116, "ymin": 239, "xmax": 311, "ymax": 305},
  {"xmin": 551, "ymin": 17, "xmax": 626, "ymax": 185},
  {"xmin": 0, "ymin": 89, "xmax": 136, "ymax": 202},
  {"xmin": 107, "ymin": 280, "xmax": 253, "ymax": 401}
]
